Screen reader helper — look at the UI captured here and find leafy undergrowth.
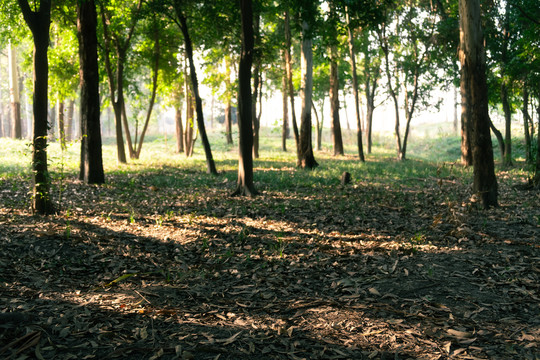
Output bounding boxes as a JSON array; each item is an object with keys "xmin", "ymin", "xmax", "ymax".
[{"xmin": 1, "ymin": 148, "xmax": 539, "ymax": 359}]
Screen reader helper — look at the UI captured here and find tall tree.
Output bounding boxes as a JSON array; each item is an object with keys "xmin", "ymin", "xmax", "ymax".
[
  {"xmin": 327, "ymin": 2, "xmax": 343, "ymax": 156},
  {"xmin": 8, "ymin": 41, "xmax": 22, "ymax": 139},
  {"xmin": 345, "ymin": 9, "xmax": 365, "ymax": 161},
  {"xmin": 100, "ymin": 0, "xmax": 143, "ymax": 163},
  {"xmin": 78, "ymin": 0, "xmax": 104, "ymax": 184},
  {"xmin": 459, "ymin": 0, "xmax": 498, "ymax": 208},
  {"xmin": 233, "ymin": 0, "xmax": 257, "ymax": 196},
  {"xmin": 18, "ymin": 0, "xmax": 54, "ymax": 214},
  {"xmin": 283, "ymin": 9, "xmax": 300, "ymax": 161},
  {"xmin": 298, "ymin": 4, "xmax": 318, "ymax": 169},
  {"xmin": 173, "ymin": 4, "xmax": 218, "ymax": 175}
]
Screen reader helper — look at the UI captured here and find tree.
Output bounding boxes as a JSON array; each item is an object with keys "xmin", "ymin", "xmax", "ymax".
[
  {"xmin": 297, "ymin": 2, "xmax": 318, "ymax": 169},
  {"xmin": 100, "ymin": 0, "xmax": 143, "ymax": 164},
  {"xmin": 345, "ymin": 9, "xmax": 365, "ymax": 161},
  {"xmin": 8, "ymin": 41, "xmax": 22, "ymax": 139},
  {"xmin": 459, "ymin": 0, "xmax": 498, "ymax": 208},
  {"xmin": 326, "ymin": 2, "xmax": 344, "ymax": 156},
  {"xmin": 233, "ymin": 0, "xmax": 257, "ymax": 196},
  {"xmin": 18, "ymin": 0, "xmax": 54, "ymax": 214},
  {"xmin": 173, "ymin": 2, "xmax": 218, "ymax": 175},
  {"xmin": 78, "ymin": 0, "xmax": 104, "ymax": 184}
]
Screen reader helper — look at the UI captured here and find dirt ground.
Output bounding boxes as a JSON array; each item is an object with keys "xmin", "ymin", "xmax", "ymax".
[{"xmin": 1, "ymin": 166, "xmax": 539, "ymax": 359}]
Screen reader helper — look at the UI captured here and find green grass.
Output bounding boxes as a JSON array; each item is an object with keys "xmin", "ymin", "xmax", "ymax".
[{"xmin": 0, "ymin": 126, "xmax": 533, "ymax": 194}]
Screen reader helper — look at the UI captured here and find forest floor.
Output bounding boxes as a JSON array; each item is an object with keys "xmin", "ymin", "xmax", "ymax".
[{"xmin": 1, "ymin": 143, "xmax": 539, "ymax": 359}]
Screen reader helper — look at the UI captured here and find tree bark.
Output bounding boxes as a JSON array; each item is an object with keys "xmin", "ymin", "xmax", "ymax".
[
  {"xmin": 312, "ymin": 99, "xmax": 322, "ymax": 151},
  {"xmin": 379, "ymin": 26, "xmax": 402, "ymax": 159},
  {"xmin": 459, "ymin": 0, "xmax": 498, "ymax": 208},
  {"xmin": 134, "ymin": 21, "xmax": 160, "ymax": 159},
  {"xmin": 298, "ymin": 20, "xmax": 318, "ymax": 169},
  {"xmin": 18, "ymin": 0, "xmax": 54, "ymax": 214},
  {"xmin": 224, "ymin": 57, "xmax": 233, "ymax": 145},
  {"xmin": 284, "ymin": 10, "xmax": 300, "ymax": 160},
  {"xmin": 57, "ymin": 100, "xmax": 65, "ymax": 150},
  {"xmin": 66, "ymin": 99, "xmax": 74, "ymax": 142},
  {"xmin": 8, "ymin": 41, "xmax": 22, "ymax": 139},
  {"xmin": 329, "ymin": 44, "xmax": 344, "ymax": 156},
  {"xmin": 501, "ymin": 82, "xmax": 513, "ymax": 166},
  {"xmin": 281, "ymin": 54, "xmax": 289, "ymax": 152},
  {"xmin": 177, "ymin": 11, "xmax": 217, "ymax": 175},
  {"xmin": 232, "ymin": 0, "xmax": 257, "ymax": 196},
  {"xmin": 78, "ymin": 0, "xmax": 104, "ymax": 184},
  {"xmin": 488, "ymin": 117, "xmax": 505, "ymax": 162},
  {"xmin": 252, "ymin": 11, "xmax": 261, "ymax": 159},
  {"xmin": 175, "ymin": 106, "xmax": 184, "ymax": 153},
  {"xmin": 522, "ymin": 87, "xmax": 533, "ymax": 163},
  {"xmin": 346, "ymin": 10, "xmax": 365, "ymax": 161}
]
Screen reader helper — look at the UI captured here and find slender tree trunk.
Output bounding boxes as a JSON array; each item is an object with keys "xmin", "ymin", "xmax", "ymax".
[
  {"xmin": 19, "ymin": 0, "xmax": 54, "ymax": 214},
  {"xmin": 284, "ymin": 10, "xmax": 300, "ymax": 159},
  {"xmin": 66, "ymin": 99, "xmax": 74, "ymax": 142},
  {"xmin": 177, "ymin": 12, "xmax": 217, "ymax": 175},
  {"xmin": 522, "ymin": 87, "xmax": 533, "ymax": 163},
  {"xmin": 175, "ymin": 106, "xmax": 184, "ymax": 153},
  {"xmin": 281, "ymin": 55, "xmax": 289, "ymax": 151},
  {"xmin": 298, "ymin": 20, "xmax": 318, "ymax": 169},
  {"xmin": 57, "ymin": 100, "xmax": 65, "ymax": 150},
  {"xmin": 78, "ymin": 0, "xmax": 104, "ymax": 184},
  {"xmin": 252, "ymin": 12, "xmax": 261, "ymax": 159},
  {"xmin": 534, "ymin": 96, "xmax": 540, "ymax": 185},
  {"xmin": 312, "ymin": 99, "xmax": 322, "ymax": 151},
  {"xmin": 346, "ymin": 10, "xmax": 365, "ymax": 161},
  {"xmin": 134, "ymin": 23, "xmax": 160, "ymax": 159},
  {"xmin": 224, "ymin": 57, "xmax": 233, "ymax": 145},
  {"xmin": 185, "ymin": 87, "xmax": 194, "ymax": 157},
  {"xmin": 100, "ymin": 8, "xmax": 127, "ymax": 164},
  {"xmin": 379, "ymin": 28, "xmax": 402, "ymax": 158},
  {"xmin": 459, "ymin": 0, "xmax": 498, "ymax": 208},
  {"xmin": 489, "ymin": 117, "xmax": 505, "ymax": 162},
  {"xmin": 329, "ymin": 44, "xmax": 343, "ymax": 156},
  {"xmin": 8, "ymin": 41, "xmax": 22, "ymax": 139},
  {"xmin": 232, "ymin": 0, "xmax": 257, "ymax": 196},
  {"xmin": 501, "ymin": 82, "xmax": 513, "ymax": 166},
  {"xmin": 453, "ymin": 85, "xmax": 459, "ymax": 134}
]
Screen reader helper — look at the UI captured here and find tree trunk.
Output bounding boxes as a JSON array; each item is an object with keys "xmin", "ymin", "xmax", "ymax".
[
  {"xmin": 501, "ymin": 82, "xmax": 513, "ymax": 166},
  {"xmin": 177, "ymin": 12, "xmax": 217, "ymax": 175},
  {"xmin": 66, "ymin": 99, "xmax": 74, "ymax": 142},
  {"xmin": 19, "ymin": 0, "xmax": 54, "ymax": 214},
  {"xmin": 346, "ymin": 10, "xmax": 365, "ymax": 161},
  {"xmin": 522, "ymin": 87, "xmax": 533, "ymax": 163},
  {"xmin": 281, "ymin": 55, "xmax": 289, "ymax": 152},
  {"xmin": 185, "ymin": 87, "xmax": 194, "ymax": 157},
  {"xmin": 312, "ymin": 99, "xmax": 322, "ymax": 151},
  {"xmin": 453, "ymin": 85, "xmax": 459, "ymax": 134},
  {"xmin": 459, "ymin": 0, "xmax": 498, "ymax": 208},
  {"xmin": 100, "ymin": 7, "xmax": 127, "ymax": 164},
  {"xmin": 232, "ymin": 0, "xmax": 257, "ymax": 196},
  {"xmin": 57, "ymin": 100, "xmax": 65, "ymax": 150},
  {"xmin": 534, "ymin": 97, "xmax": 540, "ymax": 185},
  {"xmin": 298, "ymin": 20, "xmax": 318, "ymax": 169},
  {"xmin": 488, "ymin": 117, "xmax": 505, "ymax": 162},
  {"xmin": 329, "ymin": 44, "xmax": 344, "ymax": 156},
  {"xmin": 175, "ymin": 106, "xmax": 184, "ymax": 153},
  {"xmin": 379, "ymin": 28, "xmax": 402, "ymax": 159},
  {"xmin": 78, "ymin": 0, "xmax": 104, "ymax": 184},
  {"xmin": 224, "ymin": 57, "xmax": 234, "ymax": 145},
  {"xmin": 8, "ymin": 41, "xmax": 22, "ymax": 139},
  {"xmin": 134, "ymin": 22, "xmax": 160, "ymax": 159},
  {"xmin": 284, "ymin": 10, "xmax": 300, "ymax": 160},
  {"xmin": 252, "ymin": 12, "xmax": 261, "ymax": 159}
]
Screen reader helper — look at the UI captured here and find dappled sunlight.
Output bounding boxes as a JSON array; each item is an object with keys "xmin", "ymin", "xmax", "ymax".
[{"xmin": 1, "ymin": 136, "xmax": 539, "ymax": 359}]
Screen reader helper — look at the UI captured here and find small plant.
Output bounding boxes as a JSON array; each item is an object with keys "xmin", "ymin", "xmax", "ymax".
[
  {"xmin": 155, "ymin": 215, "xmax": 164, "ymax": 227},
  {"xmin": 129, "ymin": 210, "xmax": 136, "ymax": 224}
]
